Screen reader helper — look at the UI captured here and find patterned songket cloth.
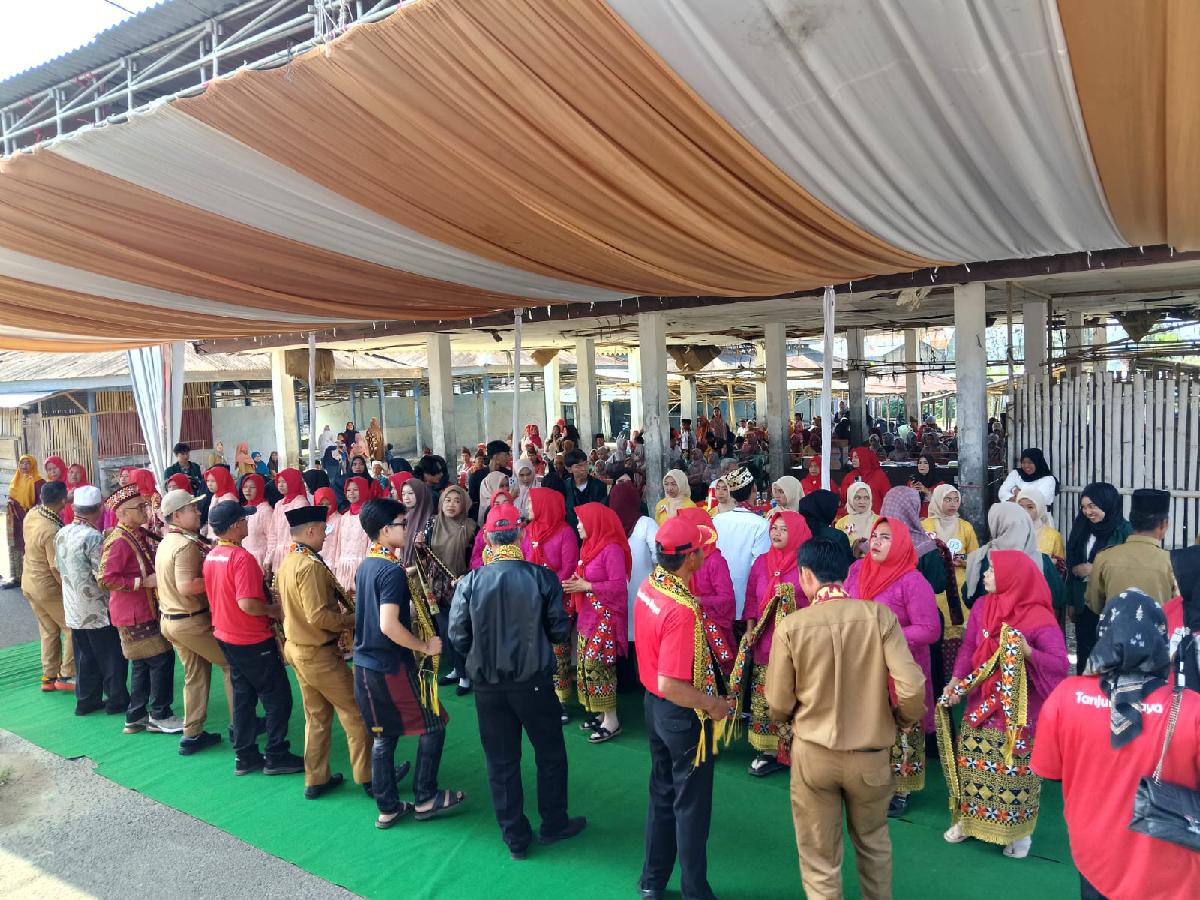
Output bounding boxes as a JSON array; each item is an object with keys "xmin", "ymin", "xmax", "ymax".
[{"xmin": 890, "ymin": 722, "xmax": 925, "ymax": 792}]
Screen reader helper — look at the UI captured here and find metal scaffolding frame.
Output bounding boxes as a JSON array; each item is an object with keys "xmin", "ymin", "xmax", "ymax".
[{"xmin": 1, "ymin": 0, "xmax": 402, "ymax": 157}]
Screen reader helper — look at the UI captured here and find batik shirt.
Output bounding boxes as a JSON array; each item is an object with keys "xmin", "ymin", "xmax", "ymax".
[{"xmin": 54, "ymin": 520, "xmax": 109, "ymax": 629}]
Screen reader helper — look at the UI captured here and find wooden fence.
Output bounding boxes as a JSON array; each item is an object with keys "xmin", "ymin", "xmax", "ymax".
[{"xmin": 1008, "ymin": 372, "xmax": 1200, "ymax": 547}]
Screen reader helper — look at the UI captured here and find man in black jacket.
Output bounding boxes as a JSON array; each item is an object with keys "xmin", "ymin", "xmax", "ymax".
[
  {"xmin": 561, "ymin": 448, "xmax": 607, "ymax": 528},
  {"xmin": 164, "ymin": 442, "xmax": 206, "ymax": 496},
  {"xmin": 448, "ymin": 501, "xmax": 585, "ymax": 860},
  {"xmin": 467, "ymin": 440, "xmax": 512, "ymax": 521}
]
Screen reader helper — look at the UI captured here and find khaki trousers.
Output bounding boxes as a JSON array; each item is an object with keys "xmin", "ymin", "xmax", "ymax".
[
  {"xmin": 24, "ymin": 585, "xmax": 75, "ymax": 680},
  {"xmin": 285, "ymin": 642, "xmax": 372, "ymax": 787},
  {"xmin": 161, "ymin": 612, "xmax": 234, "ymax": 738},
  {"xmin": 790, "ymin": 739, "xmax": 894, "ymax": 900}
]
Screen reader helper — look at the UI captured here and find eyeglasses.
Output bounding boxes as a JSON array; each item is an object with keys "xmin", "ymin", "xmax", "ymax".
[{"xmin": 386, "ymin": 519, "xmax": 408, "ymax": 529}]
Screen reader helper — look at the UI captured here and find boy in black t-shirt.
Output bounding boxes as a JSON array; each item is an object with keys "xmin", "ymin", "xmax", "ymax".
[{"xmin": 353, "ymin": 498, "xmax": 466, "ymax": 829}]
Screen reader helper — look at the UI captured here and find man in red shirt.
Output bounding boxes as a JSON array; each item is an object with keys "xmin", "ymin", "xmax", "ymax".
[
  {"xmin": 633, "ymin": 518, "xmax": 731, "ymax": 900},
  {"xmin": 203, "ymin": 500, "xmax": 302, "ymax": 777},
  {"xmin": 1032, "ymin": 589, "xmax": 1200, "ymax": 900}
]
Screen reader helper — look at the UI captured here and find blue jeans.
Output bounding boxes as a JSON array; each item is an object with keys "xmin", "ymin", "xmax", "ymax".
[{"xmin": 371, "ymin": 730, "xmax": 445, "ymax": 813}]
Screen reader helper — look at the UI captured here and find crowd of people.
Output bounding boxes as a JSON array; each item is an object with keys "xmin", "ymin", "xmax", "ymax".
[{"xmin": 4, "ymin": 418, "xmax": 1199, "ymax": 899}]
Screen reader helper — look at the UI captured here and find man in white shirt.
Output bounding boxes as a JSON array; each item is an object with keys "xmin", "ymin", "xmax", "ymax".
[{"xmin": 712, "ymin": 467, "xmax": 769, "ymax": 617}]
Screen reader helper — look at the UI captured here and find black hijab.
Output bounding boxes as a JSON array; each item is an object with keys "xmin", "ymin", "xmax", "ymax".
[
  {"xmin": 1065, "ymin": 482, "xmax": 1126, "ymax": 567},
  {"xmin": 799, "ymin": 489, "xmax": 839, "ymax": 536},
  {"xmin": 1083, "ymin": 589, "xmax": 1170, "ymax": 747},
  {"xmin": 302, "ymin": 468, "xmax": 330, "ymax": 494},
  {"xmin": 1170, "ymin": 546, "xmax": 1200, "ymax": 633},
  {"xmin": 1018, "ymin": 447, "xmax": 1053, "ymax": 482},
  {"xmin": 390, "ymin": 457, "xmax": 413, "ymax": 474},
  {"xmin": 914, "ymin": 454, "xmax": 940, "ymax": 488}
]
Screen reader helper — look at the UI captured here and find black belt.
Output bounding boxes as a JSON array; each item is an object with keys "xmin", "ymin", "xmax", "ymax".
[
  {"xmin": 162, "ymin": 608, "xmax": 210, "ymax": 621},
  {"xmin": 853, "ymin": 747, "xmax": 888, "ymax": 753}
]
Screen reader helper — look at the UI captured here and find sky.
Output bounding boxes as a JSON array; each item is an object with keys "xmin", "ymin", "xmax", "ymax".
[{"xmin": 0, "ymin": 0, "xmax": 159, "ymax": 82}]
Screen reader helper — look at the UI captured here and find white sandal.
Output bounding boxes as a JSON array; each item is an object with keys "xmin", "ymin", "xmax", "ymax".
[
  {"xmin": 1003, "ymin": 837, "xmax": 1031, "ymax": 859},
  {"xmin": 943, "ymin": 822, "xmax": 967, "ymax": 843}
]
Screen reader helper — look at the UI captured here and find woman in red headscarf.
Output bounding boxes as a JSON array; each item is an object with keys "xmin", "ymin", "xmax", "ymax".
[
  {"xmin": 799, "ymin": 455, "xmax": 823, "ymax": 496},
  {"xmin": 166, "ymin": 473, "xmax": 192, "ymax": 493},
  {"xmin": 312, "ymin": 486, "xmax": 341, "ymax": 564},
  {"xmin": 61, "ymin": 463, "xmax": 92, "ymax": 525},
  {"xmin": 736, "ymin": 509, "xmax": 812, "ymax": 775},
  {"xmin": 845, "ymin": 517, "xmax": 940, "ymax": 816},
  {"xmin": 676, "ymin": 507, "xmax": 736, "ymax": 674},
  {"xmin": 204, "ymin": 467, "xmax": 238, "ymax": 505},
  {"xmin": 239, "ymin": 474, "xmax": 272, "ymax": 571},
  {"xmin": 523, "ymin": 423, "xmax": 543, "ymax": 451},
  {"xmin": 388, "ymin": 471, "xmax": 412, "ymax": 500},
  {"xmin": 519, "ymin": 486, "xmax": 580, "ymax": 716},
  {"xmin": 42, "ymin": 456, "xmax": 67, "ymax": 485},
  {"xmin": 130, "ymin": 468, "xmax": 165, "ymax": 540},
  {"xmin": 838, "ymin": 446, "xmax": 891, "ymax": 513},
  {"xmin": 267, "ymin": 467, "xmax": 310, "ymax": 574},
  {"xmin": 941, "ymin": 550, "xmax": 1067, "ymax": 857},
  {"xmin": 562, "ymin": 503, "xmax": 631, "ymax": 743},
  {"xmin": 330, "ymin": 477, "xmax": 370, "ymax": 594}
]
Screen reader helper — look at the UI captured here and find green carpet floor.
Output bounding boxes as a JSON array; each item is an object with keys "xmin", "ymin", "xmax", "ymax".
[{"xmin": 0, "ymin": 641, "xmax": 1079, "ymax": 899}]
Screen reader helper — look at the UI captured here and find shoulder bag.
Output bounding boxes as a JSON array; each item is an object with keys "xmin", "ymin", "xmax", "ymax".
[{"xmin": 1128, "ymin": 681, "xmax": 1200, "ymax": 851}]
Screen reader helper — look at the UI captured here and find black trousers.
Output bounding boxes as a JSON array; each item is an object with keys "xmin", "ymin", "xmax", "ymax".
[
  {"xmin": 1075, "ymin": 607, "xmax": 1100, "ymax": 675},
  {"xmin": 434, "ymin": 609, "xmax": 466, "ymax": 680},
  {"xmin": 127, "ymin": 649, "xmax": 175, "ymax": 723},
  {"xmin": 641, "ymin": 693, "xmax": 717, "ymax": 900},
  {"xmin": 73, "ymin": 626, "xmax": 129, "ymax": 714},
  {"xmin": 1080, "ymin": 875, "xmax": 1109, "ymax": 900},
  {"xmin": 474, "ymin": 677, "xmax": 569, "ymax": 852},
  {"xmin": 218, "ymin": 637, "xmax": 293, "ymax": 763}
]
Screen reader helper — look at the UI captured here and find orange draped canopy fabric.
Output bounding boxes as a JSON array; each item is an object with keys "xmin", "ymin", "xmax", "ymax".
[{"xmin": 0, "ymin": 0, "xmax": 1195, "ymax": 352}]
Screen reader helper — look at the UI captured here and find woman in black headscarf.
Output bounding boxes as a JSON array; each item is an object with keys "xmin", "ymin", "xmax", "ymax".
[
  {"xmin": 1064, "ymin": 482, "xmax": 1132, "ymax": 674},
  {"xmin": 798, "ymin": 489, "xmax": 853, "ymax": 568},
  {"xmin": 1168, "ymin": 547, "xmax": 1200, "ymax": 692},
  {"xmin": 998, "ymin": 447, "xmax": 1059, "ymax": 507},
  {"xmin": 390, "ymin": 456, "xmax": 414, "ymax": 475},
  {"xmin": 302, "ymin": 466, "xmax": 330, "ymax": 496}
]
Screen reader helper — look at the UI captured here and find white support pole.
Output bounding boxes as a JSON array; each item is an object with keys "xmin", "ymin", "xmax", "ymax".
[
  {"xmin": 307, "ymin": 332, "xmax": 318, "ymax": 468},
  {"xmin": 412, "ymin": 381, "xmax": 423, "ymax": 455},
  {"xmin": 512, "ymin": 309, "xmax": 523, "ymax": 448},
  {"xmin": 679, "ymin": 376, "xmax": 697, "ymax": 426},
  {"xmin": 821, "ymin": 287, "xmax": 835, "ymax": 490},
  {"xmin": 270, "ymin": 349, "xmax": 299, "ymax": 469},
  {"xmin": 600, "ymin": 401, "xmax": 613, "ymax": 440},
  {"xmin": 543, "ymin": 352, "xmax": 562, "ymax": 442},
  {"xmin": 574, "ymin": 338, "xmax": 599, "ymax": 446},
  {"xmin": 764, "ymin": 323, "xmax": 788, "ymax": 480},
  {"xmin": 846, "ymin": 328, "xmax": 867, "ymax": 446},
  {"xmin": 628, "ymin": 347, "xmax": 643, "ymax": 432},
  {"xmin": 904, "ymin": 328, "xmax": 922, "ymax": 422},
  {"xmin": 426, "ymin": 333, "xmax": 455, "ymax": 463},
  {"xmin": 1065, "ymin": 311, "xmax": 1085, "ymax": 378},
  {"xmin": 1022, "ymin": 297, "xmax": 1048, "ymax": 383},
  {"xmin": 754, "ymin": 343, "xmax": 768, "ymax": 424},
  {"xmin": 955, "ymin": 283, "xmax": 988, "ymax": 529},
  {"xmin": 639, "ymin": 313, "xmax": 669, "ymax": 505},
  {"xmin": 481, "ymin": 375, "xmax": 491, "ymax": 442}
]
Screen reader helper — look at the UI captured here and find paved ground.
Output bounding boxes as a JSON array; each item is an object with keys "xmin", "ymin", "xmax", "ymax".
[{"xmin": 0, "ymin": 520, "xmax": 356, "ymax": 899}]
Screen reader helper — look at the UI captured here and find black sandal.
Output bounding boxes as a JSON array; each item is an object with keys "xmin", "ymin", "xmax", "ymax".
[
  {"xmin": 588, "ymin": 725, "xmax": 621, "ymax": 744},
  {"xmin": 748, "ymin": 754, "xmax": 786, "ymax": 777},
  {"xmin": 375, "ymin": 802, "xmax": 414, "ymax": 829},
  {"xmin": 579, "ymin": 714, "xmax": 601, "ymax": 732},
  {"xmin": 415, "ymin": 789, "xmax": 466, "ymax": 821}
]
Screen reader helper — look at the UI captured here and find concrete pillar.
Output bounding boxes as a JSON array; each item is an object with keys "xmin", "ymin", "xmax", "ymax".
[
  {"xmin": 754, "ymin": 343, "xmax": 768, "ymax": 424},
  {"xmin": 904, "ymin": 328, "xmax": 922, "ymax": 421},
  {"xmin": 955, "ymin": 283, "xmax": 988, "ymax": 529},
  {"xmin": 1065, "ymin": 311, "xmax": 1085, "ymax": 377},
  {"xmin": 543, "ymin": 353, "xmax": 562, "ymax": 441},
  {"xmin": 639, "ymin": 312, "xmax": 669, "ymax": 505},
  {"xmin": 350, "ymin": 383, "xmax": 358, "ymax": 428},
  {"xmin": 270, "ymin": 350, "xmax": 299, "ymax": 467},
  {"xmin": 426, "ymin": 334, "xmax": 455, "ymax": 462},
  {"xmin": 412, "ymin": 381, "xmax": 423, "ymax": 455},
  {"xmin": 481, "ymin": 375, "xmax": 491, "ymax": 443},
  {"xmin": 764, "ymin": 323, "xmax": 788, "ymax": 479},
  {"xmin": 1022, "ymin": 297, "xmax": 1048, "ymax": 381},
  {"xmin": 627, "ymin": 347, "xmax": 643, "ymax": 432},
  {"xmin": 846, "ymin": 328, "xmax": 867, "ymax": 446},
  {"xmin": 600, "ymin": 401, "xmax": 613, "ymax": 440},
  {"xmin": 1086, "ymin": 317, "xmax": 1108, "ymax": 374},
  {"xmin": 679, "ymin": 376, "xmax": 697, "ymax": 425},
  {"xmin": 574, "ymin": 338, "xmax": 599, "ymax": 446}
]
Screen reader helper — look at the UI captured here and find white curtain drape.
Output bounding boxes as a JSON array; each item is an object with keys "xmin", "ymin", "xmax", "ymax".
[{"xmin": 127, "ymin": 342, "xmax": 186, "ymax": 491}]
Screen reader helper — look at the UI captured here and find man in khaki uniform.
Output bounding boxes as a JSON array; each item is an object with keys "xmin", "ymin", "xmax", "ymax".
[
  {"xmin": 21, "ymin": 480, "xmax": 74, "ymax": 691},
  {"xmin": 1085, "ymin": 488, "xmax": 1175, "ymax": 613},
  {"xmin": 275, "ymin": 505, "xmax": 371, "ymax": 799},
  {"xmin": 156, "ymin": 489, "xmax": 233, "ymax": 755},
  {"xmin": 766, "ymin": 538, "xmax": 926, "ymax": 900}
]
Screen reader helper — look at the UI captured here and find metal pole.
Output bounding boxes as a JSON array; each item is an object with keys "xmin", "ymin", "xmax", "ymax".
[
  {"xmin": 512, "ymin": 309, "xmax": 523, "ymax": 448},
  {"xmin": 307, "ymin": 332, "xmax": 317, "ymax": 467},
  {"xmin": 820, "ymin": 286, "xmax": 835, "ymax": 490}
]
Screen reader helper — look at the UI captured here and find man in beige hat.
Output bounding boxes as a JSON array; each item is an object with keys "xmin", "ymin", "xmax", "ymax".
[{"xmin": 155, "ymin": 488, "xmax": 232, "ymax": 755}]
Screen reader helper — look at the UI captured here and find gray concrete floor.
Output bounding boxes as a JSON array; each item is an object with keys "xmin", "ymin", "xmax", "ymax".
[{"xmin": 0, "ymin": 518, "xmax": 357, "ymax": 899}]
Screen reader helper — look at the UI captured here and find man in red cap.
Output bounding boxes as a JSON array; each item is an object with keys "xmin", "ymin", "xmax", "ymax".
[
  {"xmin": 633, "ymin": 517, "xmax": 732, "ymax": 900},
  {"xmin": 448, "ymin": 500, "xmax": 583, "ymax": 859}
]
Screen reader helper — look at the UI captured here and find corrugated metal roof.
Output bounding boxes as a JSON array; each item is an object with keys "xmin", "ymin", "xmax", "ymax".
[{"xmin": 0, "ymin": 0, "xmax": 241, "ymax": 109}]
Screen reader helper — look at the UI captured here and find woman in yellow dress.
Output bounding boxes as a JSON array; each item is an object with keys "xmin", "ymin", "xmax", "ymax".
[
  {"xmin": 1017, "ymin": 488, "xmax": 1065, "ymax": 560},
  {"xmin": 923, "ymin": 484, "xmax": 978, "ymax": 687}
]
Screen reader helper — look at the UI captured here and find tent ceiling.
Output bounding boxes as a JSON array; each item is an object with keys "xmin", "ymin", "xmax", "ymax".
[{"xmin": 0, "ymin": 0, "xmax": 1196, "ymax": 352}]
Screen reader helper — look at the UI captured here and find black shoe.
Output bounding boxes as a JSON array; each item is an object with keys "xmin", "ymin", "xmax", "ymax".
[
  {"xmin": 235, "ymin": 755, "xmax": 265, "ymax": 776},
  {"xmin": 304, "ymin": 773, "xmax": 345, "ymax": 799},
  {"xmin": 539, "ymin": 816, "xmax": 587, "ymax": 845},
  {"xmin": 638, "ymin": 888, "xmax": 665, "ymax": 900},
  {"xmin": 264, "ymin": 752, "xmax": 305, "ymax": 776},
  {"xmin": 0, "ymin": 580, "xmax": 17, "ymax": 590},
  {"xmin": 455, "ymin": 683, "xmax": 472, "ymax": 697},
  {"xmin": 75, "ymin": 701, "xmax": 105, "ymax": 716},
  {"xmin": 560, "ymin": 704, "xmax": 569, "ymax": 725},
  {"xmin": 510, "ymin": 848, "xmax": 528, "ymax": 861},
  {"xmin": 887, "ymin": 793, "xmax": 911, "ymax": 818},
  {"xmin": 437, "ymin": 671, "xmax": 459, "ymax": 687},
  {"xmin": 178, "ymin": 731, "xmax": 222, "ymax": 756},
  {"xmin": 579, "ymin": 714, "xmax": 602, "ymax": 732}
]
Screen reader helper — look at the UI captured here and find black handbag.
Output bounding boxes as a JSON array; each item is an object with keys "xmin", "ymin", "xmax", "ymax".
[{"xmin": 1128, "ymin": 683, "xmax": 1200, "ymax": 851}]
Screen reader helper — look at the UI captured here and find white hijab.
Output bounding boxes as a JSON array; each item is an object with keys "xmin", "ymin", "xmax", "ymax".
[
  {"xmin": 773, "ymin": 475, "xmax": 802, "ymax": 512},
  {"xmin": 842, "ymin": 481, "xmax": 877, "ymax": 538},
  {"xmin": 927, "ymin": 483, "xmax": 962, "ymax": 544}
]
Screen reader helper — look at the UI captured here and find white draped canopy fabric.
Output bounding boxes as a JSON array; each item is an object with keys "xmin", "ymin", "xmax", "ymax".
[
  {"xmin": 126, "ymin": 343, "xmax": 185, "ymax": 492},
  {"xmin": 0, "ymin": 0, "xmax": 1194, "ymax": 351}
]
